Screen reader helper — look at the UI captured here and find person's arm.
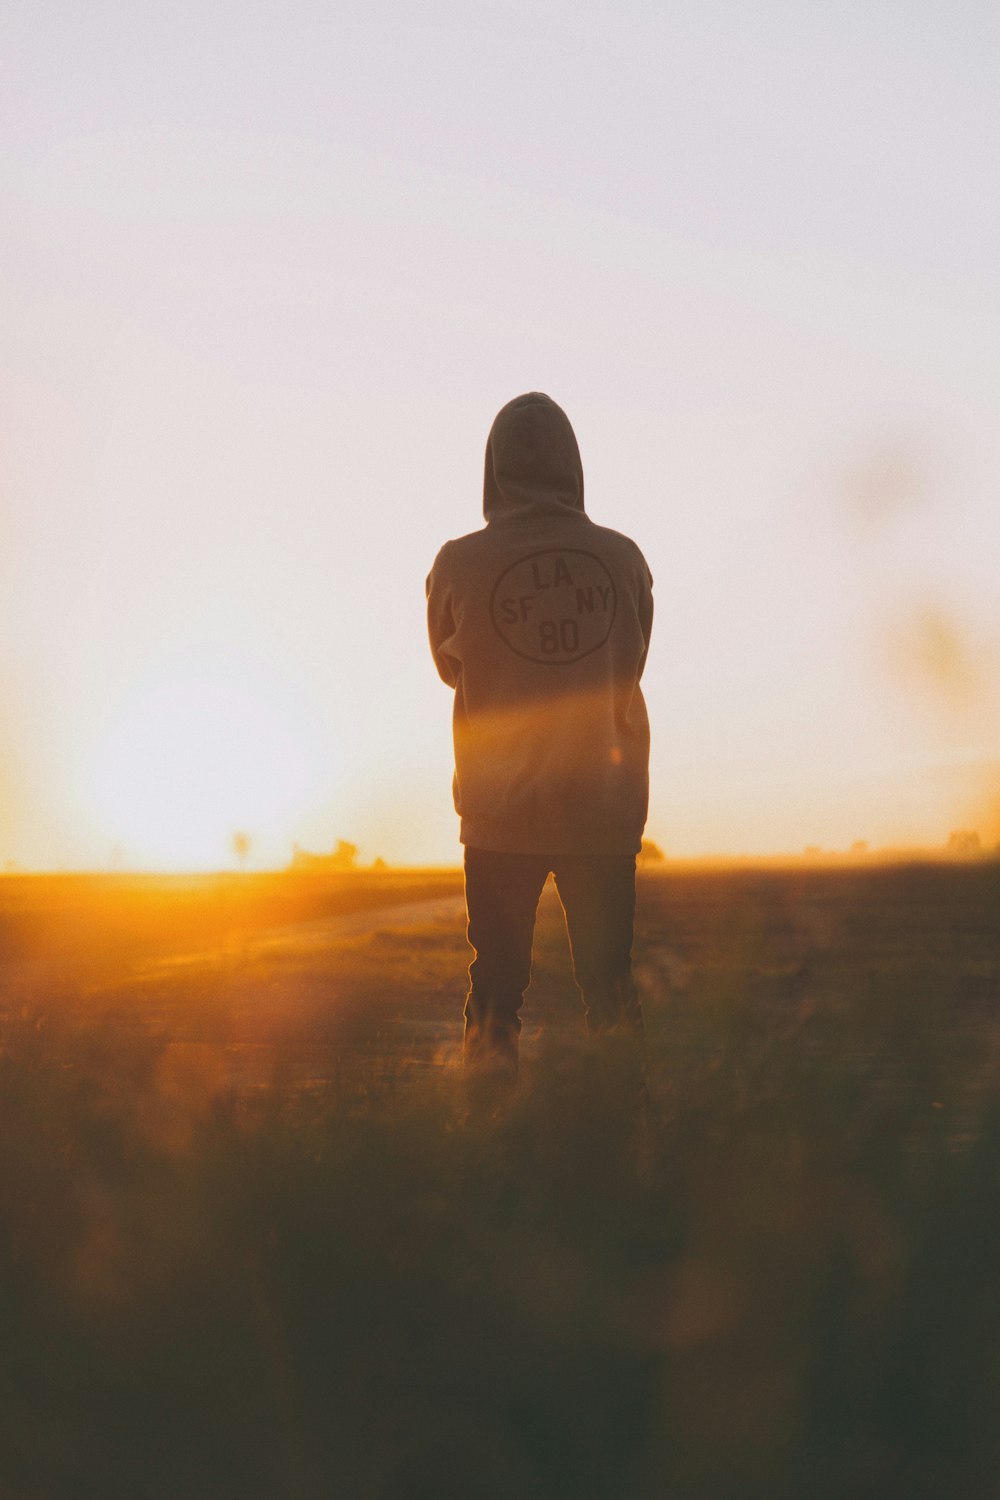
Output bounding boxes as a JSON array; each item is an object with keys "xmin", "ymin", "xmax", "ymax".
[
  {"xmin": 426, "ymin": 548, "xmax": 461, "ymax": 688},
  {"xmin": 636, "ymin": 554, "xmax": 653, "ymax": 681}
]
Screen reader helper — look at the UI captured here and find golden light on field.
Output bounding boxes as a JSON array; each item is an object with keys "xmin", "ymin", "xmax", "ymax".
[{"xmin": 83, "ymin": 651, "xmax": 325, "ymax": 871}]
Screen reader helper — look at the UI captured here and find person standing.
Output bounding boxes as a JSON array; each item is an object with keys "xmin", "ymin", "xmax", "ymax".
[{"xmin": 427, "ymin": 393, "xmax": 653, "ymax": 1092}]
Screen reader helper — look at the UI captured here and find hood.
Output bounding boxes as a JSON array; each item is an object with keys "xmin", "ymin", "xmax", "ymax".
[{"xmin": 483, "ymin": 392, "xmax": 585, "ymax": 521}]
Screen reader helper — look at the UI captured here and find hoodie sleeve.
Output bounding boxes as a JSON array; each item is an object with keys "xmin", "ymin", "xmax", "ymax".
[
  {"xmin": 635, "ymin": 551, "xmax": 654, "ymax": 681},
  {"xmin": 426, "ymin": 546, "xmax": 461, "ymax": 688}
]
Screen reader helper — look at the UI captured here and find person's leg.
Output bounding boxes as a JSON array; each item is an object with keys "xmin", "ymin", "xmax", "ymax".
[
  {"xmin": 463, "ymin": 847, "xmax": 551, "ymax": 1076},
  {"xmin": 551, "ymin": 853, "xmax": 643, "ymax": 1038}
]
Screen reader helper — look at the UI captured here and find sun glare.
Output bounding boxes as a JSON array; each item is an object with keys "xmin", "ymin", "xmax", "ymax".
[{"xmin": 84, "ymin": 653, "xmax": 325, "ymax": 870}]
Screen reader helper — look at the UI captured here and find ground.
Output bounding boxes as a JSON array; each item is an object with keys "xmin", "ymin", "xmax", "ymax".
[{"xmin": 2, "ymin": 862, "xmax": 999, "ymax": 1499}]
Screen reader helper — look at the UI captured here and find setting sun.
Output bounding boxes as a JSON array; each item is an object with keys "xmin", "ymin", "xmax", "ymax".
[{"xmin": 82, "ymin": 650, "xmax": 325, "ymax": 870}]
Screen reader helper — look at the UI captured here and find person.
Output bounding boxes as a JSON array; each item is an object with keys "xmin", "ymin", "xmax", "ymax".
[{"xmin": 426, "ymin": 392, "xmax": 653, "ymax": 1094}]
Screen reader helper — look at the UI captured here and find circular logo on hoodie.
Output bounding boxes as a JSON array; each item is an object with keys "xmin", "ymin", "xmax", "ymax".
[{"xmin": 490, "ymin": 549, "xmax": 618, "ymax": 665}]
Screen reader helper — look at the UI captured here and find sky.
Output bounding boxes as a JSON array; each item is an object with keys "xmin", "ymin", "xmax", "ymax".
[{"xmin": 2, "ymin": 0, "xmax": 998, "ymax": 869}]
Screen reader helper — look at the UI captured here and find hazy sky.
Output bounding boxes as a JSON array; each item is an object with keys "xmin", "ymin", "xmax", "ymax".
[{"xmin": 2, "ymin": 0, "xmax": 998, "ymax": 868}]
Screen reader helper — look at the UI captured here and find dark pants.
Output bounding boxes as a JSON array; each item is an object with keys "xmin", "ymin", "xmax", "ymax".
[{"xmin": 463, "ymin": 846, "xmax": 642, "ymax": 1060}]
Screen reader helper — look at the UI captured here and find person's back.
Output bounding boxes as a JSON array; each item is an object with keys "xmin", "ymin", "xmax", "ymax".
[{"xmin": 427, "ymin": 393, "xmax": 653, "ymax": 1096}]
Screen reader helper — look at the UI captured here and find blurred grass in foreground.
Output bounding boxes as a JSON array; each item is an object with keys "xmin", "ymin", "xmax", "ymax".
[{"xmin": 2, "ymin": 863, "xmax": 999, "ymax": 1499}]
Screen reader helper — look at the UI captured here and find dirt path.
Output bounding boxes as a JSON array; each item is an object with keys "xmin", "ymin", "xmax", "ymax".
[
  {"xmin": 245, "ymin": 893, "xmax": 468, "ymax": 955},
  {"xmin": 1, "ymin": 893, "xmax": 469, "ymax": 993},
  {"xmin": 146, "ymin": 892, "xmax": 468, "ymax": 973}
]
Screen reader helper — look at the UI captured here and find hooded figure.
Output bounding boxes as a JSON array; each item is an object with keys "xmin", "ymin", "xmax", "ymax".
[{"xmin": 427, "ymin": 394, "xmax": 653, "ymax": 1092}]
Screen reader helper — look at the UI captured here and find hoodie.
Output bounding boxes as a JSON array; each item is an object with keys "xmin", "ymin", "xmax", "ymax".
[{"xmin": 426, "ymin": 393, "xmax": 653, "ymax": 855}]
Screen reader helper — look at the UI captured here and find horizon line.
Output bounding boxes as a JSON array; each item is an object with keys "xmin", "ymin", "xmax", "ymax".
[{"xmin": 2, "ymin": 845, "xmax": 998, "ymax": 879}]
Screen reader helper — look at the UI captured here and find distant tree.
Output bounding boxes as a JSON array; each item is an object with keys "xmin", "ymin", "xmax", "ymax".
[
  {"xmin": 232, "ymin": 831, "xmax": 251, "ymax": 869},
  {"xmin": 289, "ymin": 839, "xmax": 361, "ymax": 872},
  {"xmin": 372, "ymin": 856, "xmax": 388, "ymax": 872},
  {"xmin": 947, "ymin": 829, "xmax": 982, "ymax": 857},
  {"xmin": 850, "ymin": 840, "xmax": 869, "ymax": 857},
  {"xmin": 638, "ymin": 838, "xmax": 666, "ymax": 866},
  {"xmin": 331, "ymin": 839, "xmax": 358, "ymax": 871}
]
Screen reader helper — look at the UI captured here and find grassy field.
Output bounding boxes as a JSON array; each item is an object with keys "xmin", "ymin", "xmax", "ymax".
[{"xmin": 2, "ymin": 861, "xmax": 999, "ymax": 1499}]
